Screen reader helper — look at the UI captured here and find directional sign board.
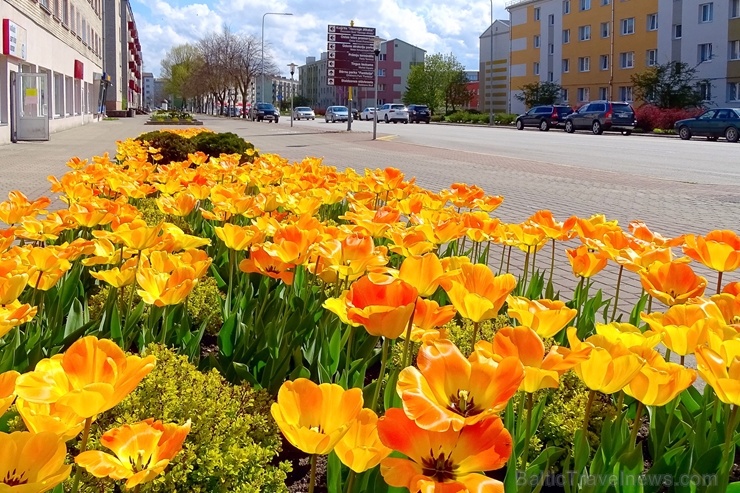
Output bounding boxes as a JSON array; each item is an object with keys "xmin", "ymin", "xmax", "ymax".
[{"xmin": 326, "ymin": 24, "xmax": 376, "ymax": 87}]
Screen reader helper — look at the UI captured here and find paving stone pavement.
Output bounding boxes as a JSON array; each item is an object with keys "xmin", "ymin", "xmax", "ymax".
[{"xmin": 1, "ymin": 115, "xmax": 736, "ymax": 321}]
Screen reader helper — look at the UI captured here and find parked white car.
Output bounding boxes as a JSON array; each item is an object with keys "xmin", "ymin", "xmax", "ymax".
[
  {"xmin": 360, "ymin": 107, "xmax": 377, "ymax": 120},
  {"xmin": 377, "ymin": 103, "xmax": 409, "ymax": 124},
  {"xmin": 292, "ymin": 107, "xmax": 315, "ymax": 120}
]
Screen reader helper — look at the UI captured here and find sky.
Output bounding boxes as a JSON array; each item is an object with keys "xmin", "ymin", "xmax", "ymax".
[{"xmin": 132, "ymin": 0, "xmax": 512, "ymax": 78}]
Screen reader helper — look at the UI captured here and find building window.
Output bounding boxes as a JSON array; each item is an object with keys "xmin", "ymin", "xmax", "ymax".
[
  {"xmin": 602, "ymin": 0, "xmax": 610, "ymax": 4},
  {"xmin": 732, "ymin": 40, "xmax": 740, "ymax": 60},
  {"xmin": 600, "ymin": 54, "xmax": 609, "ymax": 70},
  {"xmin": 549, "ymin": 43, "xmax": 555, "ymax": 54},
  {"xmin": 621, "ymin": 18, "xmax": 635, "ymax": 35},
  {"xmin": 698, "ymin": 43, "xmax": 713, "ymax": 63},
  {"xmin": 620, "ymin": 52, "xmax": 634, "ymax": 68},
  {"xmin": 39, "ymin": 0, "xmax": 50, "ymax": 10},
  {"xmin": 534, "ymin": 35, "xmax": 541, "ymax": 48},
  {"xmin": 619, "ymin": 86, "xmax": 633, "ymax": 101},
  {"xmin": 549, "ymin": 14, "xmax": 555, "ymax": 25},
  {"xmin": 647, "ymin": 13, "xmax": 658, "ymax": 31},
  {"xmin": 534, "ymin": 62, "xmax": 540, "ymax": 75},
  {"xmin": 70, "ymin": 5, "xmax": 75, "ymax": 32},
  {"xmin": 378, "ymin": 68, "xmax": 385, "ymax": 76},
  {"xmin": 578, "ymin": 87, "xmax": 590, "ymax": 101},
  {"xmin": 729, "ymin": 82, "xmax": 740, "ymax": 101},
  {"xmin": 732, "ymin": 0, "xmax": 740, "ymax": 18},
  {"xmin": 580, "ymin": 0, "xmax": 590, "ymax": 11},
  {"xmin": 561, "ymin": 88, "xmax": 569, "ymax": 101},
  {"xmin": 674, "ymin": 24, "xmax": 682, "ymax": 38},
  {"xmin": 563, "ymin": 29, "xmax": 571, "ymax": 43},
  {"xmin": 601, "ymin": 22, "xmax": 610, "ymax": 38},
  {"xmin": 579, "ymin": 25, "xmax": 591, "ymax": 41},
  {"xmin": 562, "ymin": 58, "xmax": 570, "ymax": 72},
  {"xmin": 379, "ymin": 54, "xmax": 387, "ymax": 61},
  {"xmin": 62, "ymin": 0, "xmax": 68, "ymax": 24},
  {"xmin": 54, "ymin": 73, "xmax": 64, "ymax": 117},
  {"xmin": 599, "ymin": 87, "xmax": 608, "ymax": 99},
  {"xmin": 548, "ymin": 71, "xmax": 554, "ymax": 81},
  {"xmin": 563, "ymin": 0, "xmax": 570, "ymax": 14},
  {"xmin": 647, "ymin": 49, "xmax": 658, "ymax": 66},
  {"xmin": 534, "ymin": 7, "xmax": 541, "ymax": 20},
  {"xmin": 698, "ymin": 82, "xmax": 712, "ymax": 101},
  {"xmin": 579, "ymin": 56, "xmax": 590, "ymax": 72},
  {"xmin": 700, "ymin": 3, "xmax": 713, "ymax": 23}
]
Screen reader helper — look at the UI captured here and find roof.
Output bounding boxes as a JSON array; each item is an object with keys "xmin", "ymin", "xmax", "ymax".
[{"xmin": 479, "ymin": 19, "xmax": 511, "ymax": 38}]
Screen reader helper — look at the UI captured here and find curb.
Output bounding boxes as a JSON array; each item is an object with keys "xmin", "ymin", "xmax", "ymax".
[{"xmin": 432, "ymin": 121, "xmax": 679, "ymax": 138}]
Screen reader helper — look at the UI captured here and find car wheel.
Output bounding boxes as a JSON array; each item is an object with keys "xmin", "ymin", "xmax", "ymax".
[
  {"xmin": 325, "ymin": 118, "xmax": 329, "ymax": 123},
  {"xmin": 331, "ymin": 116, "xmax": 335, "ymax": 123},
  {"xmin": 726, "ymin": 127, "xmax": 739, "ymax": 143},
  {"xmin": 621, "ymin": 130, "xmax": 632, "ymax": 136},
  {"xmin": 385, "ymin": 115, "xmax": 390, "ymax": 123},
  {"xmin": 592, "ymin": 121, "xmax": 603, "ymax": 135},
  {"xmin": 404, "ymin": 120, "xmax": 408, "ymax": 124},
  {"xmin": 516, "ymin": 119, "xmax": 524, "ymax": 130},
  {"xmin": 678, "ymin": 126, "xmax": 692, "ymax": 140},
  {"xmin": 275, "ymin": 118, "xmax": 279, "ymax": 124},
  {"xmin": 539, "ymin": 120, "xmax": 550, "ymax": 131},
  {"xmin": 565, "ymin": 120, "xmax": 575, "ymax": 133},
  {"xmin": 425, "ymin": 120, "xmax": 430, "ymax": 124}
]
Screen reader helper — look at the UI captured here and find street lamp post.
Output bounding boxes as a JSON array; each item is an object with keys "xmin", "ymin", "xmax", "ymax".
[
  {"xmin": 288, "ymin": 63, "xmax": 296, "ymax": 127},
  {"xmin": 489, "ymin": 0, "xmax": 494, "ymax": 125},
  {"xmin": 372, "ymin": 36, "xmax": 382, "ymax": 141},
  {"xmin": 261, "ymin": 12, "xmax": 293, "ymax": 104}
]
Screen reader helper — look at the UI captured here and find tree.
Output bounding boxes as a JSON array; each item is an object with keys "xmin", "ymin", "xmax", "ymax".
[
  {"xmin": 403, "ymin": 53, "xmax": 469, "ymax": 114},
  {"xmin": 445, "ymin": 71, "xmax": 474, "ymax": 111},
  {"xmin": 160, "ymin": 44, "xmax": 201, "ymax": 103},
  {"xmin": 631, "ymin": 62, "xmax": 708, "ymax": 109},
  {"xmin": 515, "ymin": 81, "xmax": 562, "ymax": 108}
]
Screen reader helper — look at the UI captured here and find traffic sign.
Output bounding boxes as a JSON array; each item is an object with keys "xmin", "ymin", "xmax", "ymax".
[{"xmin": 326, "ymin": 24, "xmax": 376, "ymax": 87}]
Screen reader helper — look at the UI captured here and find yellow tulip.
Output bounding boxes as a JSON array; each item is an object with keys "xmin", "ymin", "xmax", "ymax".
[
  {"xmin": 0, "ymin": 431, "xmax": 71, "ymax": 491},
  {"xmin": 334, "ymin": 408, "xmax": 392, "ymax": 473},
  {"xmin": 398, "ymin": 253, "xmax": 444, "ymax": 297},
  {"xmin": 15, "ymin": 398, "xmax": 86, "ymax": 441},
  {"xmin": 0, "ymin": 300, "xmax": 38, "ymax": 338},
  {"xmin": 214, "ymin": 223, "xmax": 264, "ymax": 251},
  {"xmin": 624, "ymin": 347, "xmax": 696, "ymax": 406},
  {"xmin": 594, "ymin": 322, "xmax": 663, "ymax": 349},
  {"xmin": 507, "ymin": 296, "xmax": 577, "ymax": 338},
  {"xmin": 0, "ymin": 370, "xmax": 19, "ymax": 416},
  {"xmin": 439, "ymin": 264, "xmax": 516, "ymax": 323},
  {"xmin": 696, "ymin": 345, "xmax": 740, "ymax": 406},
  {"xmin": 642, "ymin": 303, "xmax": 725, "ymax": 356}
]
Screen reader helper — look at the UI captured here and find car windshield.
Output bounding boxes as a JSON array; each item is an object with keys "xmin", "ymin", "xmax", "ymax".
[
  {"xmin": 296, "ymin": 107, "xmax": 311, "ymax": 111},
  {"xmin": 257, "ymin": 104, "xmax": 274, "ymax": 110},
  {"xmin": 391, "ymin": 105, "xmax": 405, "ymax": 109},
  {"xmin": 334, "ymin": 107, "xmax": 348, "ymax": 112}
]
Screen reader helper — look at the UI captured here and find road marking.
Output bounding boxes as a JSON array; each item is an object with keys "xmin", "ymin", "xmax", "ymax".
[{"xmin": 376, "ymin": 135, "xmax": 397, "ymax": 141}]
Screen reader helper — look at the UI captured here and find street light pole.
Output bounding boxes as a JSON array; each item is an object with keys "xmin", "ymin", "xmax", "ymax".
[
  {"xmin": 373, "ymin": 36, "xmax": 381, "ymax": 140},
  {"xmin": 288, "ymin": 63, "xmax": 296, "ymax": 127},
  {"xmin": 261, "ymin": 12, "xmax": 293, "ymax": 104},
  {"xmin": 489, "ymin": 0, "xmax": 494, "ymax": 125}
]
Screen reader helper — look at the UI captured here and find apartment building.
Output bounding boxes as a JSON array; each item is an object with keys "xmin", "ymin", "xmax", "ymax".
[
  {"xmin": 299, "ymin": 38, "xmax": 426, "ymax": 111},
  {"xmin": 104, "ymin": 0, "xmax": 141, "ymax": 111},
  {"xmin": 0, "ymin": 0, "xmax": 104, "ymax": 143},
  {"xmin": 479, "ymin": 19, "xmax": 511, "ymax": 113},
  {"xmin": 507, "ymin": 0, "xmax": 659, "ymax": 114}
]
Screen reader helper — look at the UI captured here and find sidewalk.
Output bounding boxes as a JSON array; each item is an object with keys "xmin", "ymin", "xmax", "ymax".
[{"xmin": 0, "ymin": 117, "xmax": 149, "ymax": 202}]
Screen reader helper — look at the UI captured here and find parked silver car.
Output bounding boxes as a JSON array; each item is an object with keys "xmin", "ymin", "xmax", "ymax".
[
  {"xmin": 325, "ymin": 106, "xmax": 349, "ymax": 123},
  {"xmin": 293, "ymin": 106, "xmax": 315, "ymax": 120}
]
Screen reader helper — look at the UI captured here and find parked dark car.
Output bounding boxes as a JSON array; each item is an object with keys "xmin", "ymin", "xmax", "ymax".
[
  {"xmin": 675, "ymin": 108, "xmax": 740, "ymax": 142},
  {"xmin": 564, "ymin": 101, "xmax": 636, "ymax": 135},
  {"xmin": 516, "ymin": 105, "xmax": 573, "ymax": 131},
  {"xmin": 407, "ymin": 104, "xmax": 431, "ymax": 123},
  {"xmin": 250, "ymin": 102, "xmax": 279, "ymax": 123}
]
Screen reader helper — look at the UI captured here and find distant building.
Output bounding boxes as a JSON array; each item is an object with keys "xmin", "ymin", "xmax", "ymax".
[
  {"xmin": 464, "ymin": 70, "xmax": 480, "ymax": 110},
  {"xmin": 299, "ymin": 38, "xmax": 426, "ymax": 111},
  {"xmin": 103, "ymin": 0, "xmax": 142, "ymax": 111},
  {"xmin": 479, "ymin": 19, "xmax": 511, "ymax": 114},
  {"xmin": 142, "ymin": 71, "xmax": 153, "ymax": 109}
]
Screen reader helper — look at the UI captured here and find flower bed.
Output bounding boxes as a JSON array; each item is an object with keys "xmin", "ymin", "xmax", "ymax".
[
  {"xmin": 1, "ymin": 127, "xmax": 740, "ymax": 492},
  {"xmin": 147, "ymin": 110, "xmax": 203, "ymax": 125}
]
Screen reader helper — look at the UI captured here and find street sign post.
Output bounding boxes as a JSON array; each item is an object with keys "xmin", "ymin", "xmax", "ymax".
[{"xmin": 326, "ymin": 24, "xmax": 376, "ymax": 88}]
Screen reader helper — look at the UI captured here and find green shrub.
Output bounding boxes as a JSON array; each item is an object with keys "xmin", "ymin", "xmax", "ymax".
[
  {"xmin": 494, "ymin": 113, "xmax": 518, "ymax": 125},
  {"xmin": 188, "ymin": 275, "xmax": 224, "ymax": 335},
  {"xmin": 191, "ymin": 132, "xmax": 259, "ymax": 163},
  {"xmin": 136, "ymin": 131, "xmax": 196, "ymax": 164},
  {"xmin": 431, "ymin": 114, "xmax": 444, "ymax": 122},
  {"xmin": 72, "ymin": 345, "xmax": 290, "ymax": 493}
]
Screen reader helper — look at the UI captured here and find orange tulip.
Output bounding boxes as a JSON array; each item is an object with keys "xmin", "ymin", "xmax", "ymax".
[
  {"xmin": 567, "ymin": 328, "xmax": 646, "ymax": 394},
  {"xmin": 507, "ymin": 296, "xmax": 577, "ymax": 338},
  {"xmin": 566, "ymin": 245, "xmax": 608, "ymax": 278},
  {"xmin": 505, "ymin": 223, "xmax": 547, "ymax": 253},
  {"xmin": 91, "ymin": 258, "xmax": 138, "ymax": 288},
  {"xmin": 345, "ymin": 274, "xmax": 418, "ymax": 338},
  {"xmin": 25, "ymin": 247, "xmax": 72, "ymax": 291},
  {"xmin": 334, "ymin": 408, "xmax": 392, "ymax": 473},
  {"xmin": 397, "ymin": 339, "xmax": 523, "ymax": 432},
  {"xmin": 594, "ymin": 322, "xmax": 662, "ymax": 348},
  {"xmin": 412, "ymin": 298, "xmax": 457, "ymax": 333},
  {"xmin": 0, "ymin": 431, "xmax": 71, "ymax": 491},
  {"xmin": 439, "ymin": 264, "xmax": 517, "ymax": 323},
  {"xmin": 711, "ymin": 293, "xmax": 740, "ymax": 328},
  {"xmin": 482, "ymin": 325, "xmax": 590, "ymax": 393},
  {"xmin": 159, "ymin": 223, "xmax": 211, "ymax": 252},
  {"xmin": 15, "ymin": 336, "xmax": 155, "ymax": 419},
  {"xmin": 386, "ymin": 228, "xmax": 435, "ymax": 257},
  {"xmin": 136, "ymin": 253, "xmax": 199, "ymax": 307},
  {"xmin": 528, "ymin": 210, "xmax": 576, "ymax": 241},
  {"xmin": 0, "ymin": 191, "xmax": 50, "ymax": 225},
  {"xmin": 696, "ymin": 345, "xmax": 740, "ymax": 406},
  {"xmin": 76, "ymin": 418, "xmax": 191, "ymax": 489},
  {"xmin": 0, "ymin": 370, "xmax": 18, "ymax": 416},
  {"xmin": 724, "ymin": 282, "xmax": 740, "ymax": 296},
  {"xmin": 15, "ymin": 398, "xmax": 86, "ymax": 441},
  {"xmin": 642, "ymin": 303, "xmax": 725, "ymax": 356},
  {"xmin": 270, "ymin": 378, "xmax": 363, "ymax": 455},
  {"xmin": 111, "ymin": 220, "xmax": 164, "ymax": 251},
  {"xmin": 398, "ymin": 253, "xmax": 444, "ymax": 297},
  {"xmin": 683, "ymin": 230, "xmax": 740, "ymax": 273},
  {"xmin": 263, "ymin": 224, "xmax": 320, "ymax": 265},
  {"xmin": 447, "ymin": 182, "xmax": 486, "ymax": 208},
  {"xmin": 0, "ymin": 300, "xmax": 38, "ymax": 337},
  {"xmin": 239, "ymin": 247, "xmax": 295, "ymax": 285},
  {"xmin": 638, "ymin": 261, "xmax": 707, "ymax": 306},
  {"xmin": 473, "ymin": 194, "xmax": 505, "ymax": 212},
  {"xmin": 378, "ymin": 408, "xmax": 510, "ymax": 492},
  {"xmin": 628, "ymin": 220, "xmax": 684, "ymax": 248},
  {"xmin": 214, "ymin": 223, "xmax": 264, "ymax": 251},
  {"xmin": 624, "ymin": 347, "xmax": 696, "ymax": 406},
  {"xmin": 155, "ymin": 192, "xmax": 198, "ymax": 217},
  {"xmin": 574, "ymin": 214, "xmax": 621, "ymax": 243},
  {"xmin": 68, "ymin": 199, "xmax": 117, "ymax": 228}
]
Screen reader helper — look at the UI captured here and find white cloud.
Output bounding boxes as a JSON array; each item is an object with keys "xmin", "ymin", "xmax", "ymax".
[{"xmin": 132, "ymin": 0, "xmax": 510, "ymax": 77}]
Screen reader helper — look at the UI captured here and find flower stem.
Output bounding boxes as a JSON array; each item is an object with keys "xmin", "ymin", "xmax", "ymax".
[
  {"xmin": 646, "ymin": 295, "xmax": 653, "ymax": 315},
  {"xmin": 610, "ymin": 265, "xmax": 624, "ymax": 322},
  {"xmin": 401, "ymin": 301, "xmax": 417, "ymax": 367},
  {"xmin": 344, "ymin": 470, "xmax": 356, "ymax": 493},
  {"xmin": 470, "ymin": 321, "xmax": 480, "ymax": 353},
  {"xmin": 345, "ymin": 325, "xmax": 355, "ymax": 373},
  {"xmin": 71, "ymin": 416, "xmax": 93, "ymax": 493},
  {"xmin": 505, "ymin": 246, "xmax": 512, "ymax": 273},
  {"xmin": 308, "ymin": 454, "xmax": 317, "ymax": 493},
  {"xmin": 630, "ymin": 401, "xmax": 645, "ymax": 446},
  {"xmin": 160, "ymin": 305, "xmax": 169, "ymax": 344},
  {"xmin": 718, "ymin": 271, "xmax": 724, "ymax": 295},
  {"xmin": 521, "ymin": 393, "xmax": 534, "ymax": 469},
  {"xmin": 522, "ymin": 247, "xmax": 531, "ymax": 295},
  {"xmin": 123, "ymin": 251, "xmax": 143, "ymax": 329},
  {"xmin": 655, "ymin": 397, "xmax": 677, "ymax": 463},
  {"xmin": 371, "ymin": 338, "xmax": 391, "ymax": 413},
  {"xmin": 582, "ymin": 390, "xmax": 596, "ymax": 434},
  {"xmin": 498, "ymin": 243, "xmax": 506, "ymax": 275},
  {"xmin": 548, "ymin": 239, "xmax": 556, "ymax": 288},
  {"xmin": 719, "ymin": 404, "xmax": 739, "ymax": 492}
]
